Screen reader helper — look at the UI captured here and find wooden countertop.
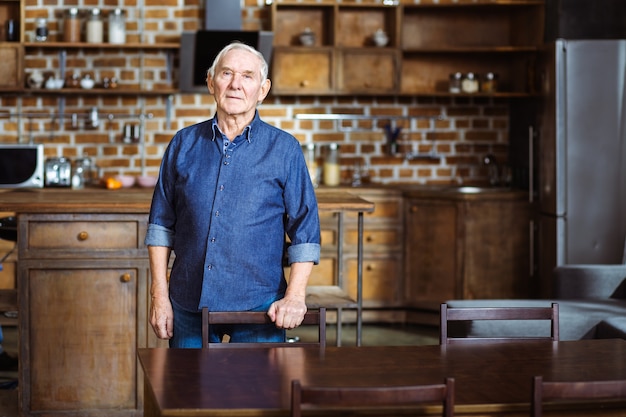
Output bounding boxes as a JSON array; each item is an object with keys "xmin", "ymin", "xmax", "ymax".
[
  {"xmin": 0, "ymin": 187, "xmax": 375, "ymax": 214},
  {"xmin": 0, "ymin": 183, "xmax": 527, "ymax": 214}
]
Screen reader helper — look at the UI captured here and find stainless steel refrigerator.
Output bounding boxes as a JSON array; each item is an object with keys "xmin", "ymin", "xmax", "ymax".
[{"xmin": 536, "ymin": 39, "xmax": 626, "ymax": 297}]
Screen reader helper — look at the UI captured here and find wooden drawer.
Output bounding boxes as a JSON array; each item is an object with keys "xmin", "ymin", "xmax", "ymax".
[
  {"xmin": 19, "ymin": 214, "xmax": 147, "ymax": 259},
  {"xmin": 346, "ymin": 256, "xmax": 402, "ymax": 307},
  {"xmin": 345, "ymin": 197, "xmax": 401, "ymax": 222},
  {"xmin": 345, "ymin": 228, "xmax": 401, "ymax": 248}
]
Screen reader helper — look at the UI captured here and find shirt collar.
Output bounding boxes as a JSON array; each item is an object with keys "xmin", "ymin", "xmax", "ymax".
[{"xmin": 210, "ymin": 111, "xmax": 259, "ymax": 143}]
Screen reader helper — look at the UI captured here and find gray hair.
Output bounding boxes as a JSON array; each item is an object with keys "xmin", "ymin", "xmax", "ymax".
[{"xmin": 207, "ymin": 41, "xmax": 269, "ymax": 84}]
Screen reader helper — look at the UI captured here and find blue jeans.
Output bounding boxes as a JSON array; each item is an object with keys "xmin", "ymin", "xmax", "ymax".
[{"xmin": 169, "ymin": 299, "xmax": 286, "ymax": 348}]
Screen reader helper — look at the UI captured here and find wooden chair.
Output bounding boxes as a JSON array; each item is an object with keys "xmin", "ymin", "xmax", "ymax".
[
  {"xmin": 202, "ymin": 307, "xmax": 326, "ymax": 348},
  {"xmin": 290, "ymin": 377, "xmax": 455, "ymax": 417},
  {"xmin": 439, "ymin": 303, "xmax": 559, "ymax": 344},
  {"xmin": 531, "ymin": 376, "xmax": 626, "ymax": 417}
]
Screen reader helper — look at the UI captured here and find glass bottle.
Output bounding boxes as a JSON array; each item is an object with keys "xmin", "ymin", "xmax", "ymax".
[
  {"xmin": 461, "ymin": 72, "xmax": 479, "ymax": 93},
  {"xmin": 481, "ymin": 72, "xmax": 498, "ymax": 93},
  {"xmin": 108, "ymin": 8, "xmax": 126, "ymax": 44},
  {"xmin": 322, "ymin": 143, "xmax": 341, "ymax": 187},
  {"xmin": 86, "ymin": 8, "xmax": 103, "ymax": 43},
  {"xmin": 449, "ymin": 72, "xmax": 462, "ymax": 93},
  {"xmin": 63, "ymin": 7, "xmax": 81, "ymax": 43},
  {"xmin": 35, "ymin": 18, "xmax": 48, "ymax": 41}
]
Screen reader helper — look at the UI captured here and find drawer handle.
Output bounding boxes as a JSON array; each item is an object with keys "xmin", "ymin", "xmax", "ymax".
[
  {"xmin": 121, "ymin": 273, "xmax": 132, "ymax": 283},
  {"xmin": 410, "ymin": 206, "xmax": 418, "ymax": 213},
  {"xmin": 366, "ymin": 235, "xmax": 374, "ymax": 243},
  {"xmin": 77, "ymin": 231, "xmax": 89, "ymax": 241}
]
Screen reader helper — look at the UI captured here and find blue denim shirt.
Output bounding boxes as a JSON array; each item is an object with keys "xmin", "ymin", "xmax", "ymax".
[{"xmin": 145, "ymin": 112, "xmax": 320, "ymax": 312}]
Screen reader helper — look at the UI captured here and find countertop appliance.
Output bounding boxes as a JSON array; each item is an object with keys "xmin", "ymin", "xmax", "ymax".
[
  {"xmin": 0, "ymin": 144, "xmax": 44, "ymax": 188},
  {"xmin": 44, "ymin": 157, "xmax": 72, "ymax": 187},
  {"xmin": 536, "ymin": 39, "xmax": 626, "ymax": 296}
]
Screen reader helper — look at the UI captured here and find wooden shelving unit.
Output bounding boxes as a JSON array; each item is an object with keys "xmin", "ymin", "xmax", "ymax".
[{"xmin": 270, "ymin": 1, "xmax": 545, "ymax": 97}]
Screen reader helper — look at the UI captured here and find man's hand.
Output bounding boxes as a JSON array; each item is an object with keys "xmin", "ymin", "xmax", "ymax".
[
  {"xmin": 267, "ymin": 296, "xmax": 307, "ymax": 329},
  {"xmin": 150, "ymin": 294, "xmax": 174, "ymax": 339}
]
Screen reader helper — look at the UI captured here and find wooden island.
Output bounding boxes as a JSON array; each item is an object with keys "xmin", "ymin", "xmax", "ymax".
[{"xmin": 0, "ymin": 188, "xmax": 374, "ymax": 417}]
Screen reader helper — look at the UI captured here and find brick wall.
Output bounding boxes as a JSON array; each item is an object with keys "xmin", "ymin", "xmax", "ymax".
[{"xmin": 0, "ymin": 0, "xmax": 511, "ymax": 186}]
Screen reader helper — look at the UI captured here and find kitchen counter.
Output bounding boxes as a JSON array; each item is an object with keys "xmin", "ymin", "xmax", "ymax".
[{"xmin": 0, "ymin": 187, "xmax": 375, "ymax": 213}]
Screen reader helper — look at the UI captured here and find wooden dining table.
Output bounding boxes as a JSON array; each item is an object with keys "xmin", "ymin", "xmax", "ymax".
[{"xmin": 138, "ymin": 338, "xmax": 626, "ymax": 417}]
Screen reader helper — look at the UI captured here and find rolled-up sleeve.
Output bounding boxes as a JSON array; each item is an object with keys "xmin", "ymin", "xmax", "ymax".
[
  {"xmin": 145, "ymin": 223, "xmax": 175, "ymax": 247},
  {"xmin": 288, "ymin": 242, "xmax": 320, "ymax": 265}
]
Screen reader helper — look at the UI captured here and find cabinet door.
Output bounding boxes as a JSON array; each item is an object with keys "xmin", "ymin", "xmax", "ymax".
[
  {"xmin": 271, "ymin": 49, "xmax": 334, "ymax": 94},
  {"xmin": 22, "ymin": 261, "xmax": 141, "ymax": 414},
  {"xmin": 463, "ymin": 200, "xmax": 531, "ymax": 299},
  {"xmin": 337, "ymin": 49, "xmax": 398, "ymax": 93},
  {"xmin": 0, "ymin": 44, "xmax": 22, "ymax": 89},
  {"xmin": 404, "ymin": 200, "xmax": 458, "ymax": 305}
]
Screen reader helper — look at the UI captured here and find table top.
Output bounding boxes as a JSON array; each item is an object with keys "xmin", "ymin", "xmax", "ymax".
[
  {"xmin": 138, "ymin": 339, "xmax": 626, "ymax": 416},
  {"xmin": 0, "ymin": 188, "xmax": 374, "ymax": 214}
]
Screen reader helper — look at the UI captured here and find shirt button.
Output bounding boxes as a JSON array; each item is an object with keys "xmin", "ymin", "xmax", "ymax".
[
  {"xmin": 219, "ymin": 185, "xmax": 225, "ymax": 191},
  {"xmin": 215, "ymin": 211, "xmax": 220, "ymax": 216},
  {"xmin": 207, "ymin": 264, "xmax": 213, "ymax": 270},
  {"xmin": 210, "ymin": 237, "xmax": 216, "ymax": 243}
]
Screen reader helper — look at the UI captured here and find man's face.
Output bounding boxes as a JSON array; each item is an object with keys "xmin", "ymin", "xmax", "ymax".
[{"xmin": 208, "ymin": 48, "xmax": 270, "ymax": 118}]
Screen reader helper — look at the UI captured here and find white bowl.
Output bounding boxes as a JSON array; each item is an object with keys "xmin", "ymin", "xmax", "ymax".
[
  {"xmin": 137, "ymin": 175, "xmax": 157, "ymax": 188},
  {"xmin": 45, "ymin": 78, "xmax": 64, "ymax": 90},
  {"xmin": 80, "ymin": 78, "xmax": 95, "ymax": 89}
]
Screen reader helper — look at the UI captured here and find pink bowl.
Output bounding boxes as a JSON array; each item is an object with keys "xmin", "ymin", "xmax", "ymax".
[
  {"xmin": 114, "ymin": 175, "xmax": 135, "ymax": 188},
  {"xmin": 137, "ymin": 175, "xmax": 158, "ymax": 188}
]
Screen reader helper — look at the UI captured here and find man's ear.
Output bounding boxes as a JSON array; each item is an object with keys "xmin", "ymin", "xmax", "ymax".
[
  {"xmin": 207, "ymin": 73, "xmax": 214, "ymax": 94},
  {"xmin": 258, "ymin": 78, "xmax": 271, "ymax": 104}
]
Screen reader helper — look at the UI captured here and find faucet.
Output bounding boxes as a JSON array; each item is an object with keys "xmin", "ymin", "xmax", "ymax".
[{"xmin": 483, "ymin": 154, "xmax": 500, "ymax": 186}]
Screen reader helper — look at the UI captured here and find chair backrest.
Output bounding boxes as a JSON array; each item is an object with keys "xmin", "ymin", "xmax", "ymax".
[
  {"xmin": 290, "ymin": 377, "xmax": 455, "ymax": 417},
  {"xmin": 202, "ymin": 307, "xmax": 326, "ymax": 349},
  {"xmin": 531, "ymin": 376, "xmax": 626, "ymax": 417},
  {"xmin": 439, "ymin": 303, "xmax": 559, "ymax": 344}
]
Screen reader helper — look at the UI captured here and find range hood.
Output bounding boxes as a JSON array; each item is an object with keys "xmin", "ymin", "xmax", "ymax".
[{"xmin": 178, "ymin": 0, "xmax": 273, "ymax": 93}]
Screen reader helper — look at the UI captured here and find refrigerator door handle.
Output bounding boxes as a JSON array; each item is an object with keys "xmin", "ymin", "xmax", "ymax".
[{"xmin": 528, "ymin": 125, "xmax": 535, "ymax": 203}]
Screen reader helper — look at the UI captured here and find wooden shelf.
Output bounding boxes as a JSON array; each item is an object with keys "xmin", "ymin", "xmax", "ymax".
[
  {"xmin": 23, "ymin": 42, "xmax": 179, "ymax": 49},
  {"xmin": 21, "ymin": 87, "xmax": 178, "ymax": 95}
]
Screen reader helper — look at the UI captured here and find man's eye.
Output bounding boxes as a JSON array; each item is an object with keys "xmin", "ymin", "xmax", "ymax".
[{"xmin": 222, "ymin": 70, "xmax": 233, "ymax": 77}]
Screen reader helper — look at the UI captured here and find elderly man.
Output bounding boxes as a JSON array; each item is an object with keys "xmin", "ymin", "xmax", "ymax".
[{"xmin": 145, "ymin": 42, "xmax": 320, "ymax": 347}]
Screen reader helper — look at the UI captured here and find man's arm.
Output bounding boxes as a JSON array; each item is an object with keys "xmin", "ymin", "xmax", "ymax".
[{"xmin": 148, "ymin": 245, "xmax": 174, "ymax": 339}]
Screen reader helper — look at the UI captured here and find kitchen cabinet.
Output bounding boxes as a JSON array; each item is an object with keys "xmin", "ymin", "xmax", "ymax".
[
  {"xmin": 400, "ymin": 2, "xmax": 544, "ymax": 96},
  {"xmin": 343, "ymin": 188, "xmax": 404, "ymax": 309},
  {"xmin": 17, "ymin": 213, "xmax": 151, "ymax": 417},
  {"xmin": 270, "ymin": 1, "xmax": 544, "ymax": 97},
  {"xmin": 0, "ymin": 0, "xmax": 23, "ymax": 90},
  {"xmin": 404, "ymin": 189, "xmax": 532, "ymax": 319},
  {"xmin": 270, "ymin": 2, "xmax": 401, "ymax": 95}
]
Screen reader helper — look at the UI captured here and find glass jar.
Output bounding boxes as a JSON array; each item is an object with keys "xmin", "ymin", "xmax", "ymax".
[
  {"xmin": 35, "ymin": 18, "xmax": 48, "ymax": 41},
  {"xmin": 322, "ymin": 143, "xmax": 341, "ymax": 187},
  {"xmin": 108, "ymin": 8, "xmax": 126, "ymax": 44},
  {"xmin": 461, "ymin": 72, "xmax": 479, "ymax": 93},
  {"xmin": 301, "ymin": 143, "xmax": 321, "ymax": 187},
  {"xmin": 63, "ymin": 8, "xmax": 81, "ymax": 43},
  {"xmin": 449, "ymin": 72, "xmax": 462, "ymax": 93},
  {"xmin": 86, "ymin": 8, "xmax": 103, "ymax": 43},
  {"xmin": 481, "ymin": 72, "xmax": 498, "ymax": 93}
]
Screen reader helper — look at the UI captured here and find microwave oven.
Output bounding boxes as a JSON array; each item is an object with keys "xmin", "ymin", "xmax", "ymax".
[{"xmin": 0, "ymin": 144, "xmax": 44, "ymax": 188}]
